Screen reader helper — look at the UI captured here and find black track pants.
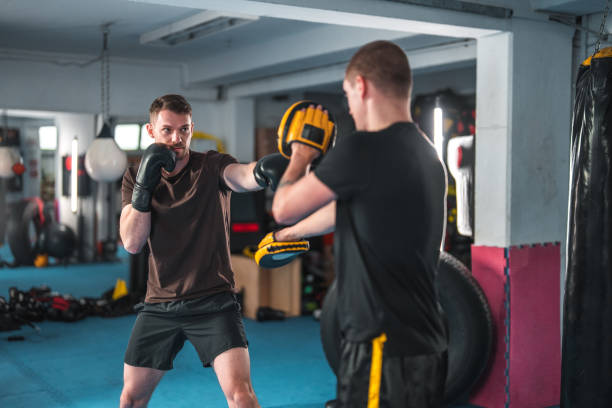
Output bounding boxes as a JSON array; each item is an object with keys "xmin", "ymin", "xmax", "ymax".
[{"xmin": 336, "ymin": 334, "xmax": 447, "ymax": 408}]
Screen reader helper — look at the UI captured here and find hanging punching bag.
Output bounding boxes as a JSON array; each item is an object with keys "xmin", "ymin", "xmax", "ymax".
[{"xmin": 562, "ymin": 47, "xmax": 612, "ymax": 406}]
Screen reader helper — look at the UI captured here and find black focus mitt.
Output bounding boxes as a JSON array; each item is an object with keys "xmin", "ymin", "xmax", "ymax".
[{"xmin": 255, "ymin": 232, "xmax": 309, "ymax": 268}]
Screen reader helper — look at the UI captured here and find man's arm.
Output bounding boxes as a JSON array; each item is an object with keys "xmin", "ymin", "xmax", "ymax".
[
  {"xmin": 275, "ymin": 201, "xmax": 336, "ymax": 241},
  {"xmin": 119, "ymin": 143, "xmax": 175, "ymax": 254},
  {"xmin": 224, "ymin": 153, "xmax": 290, "ymax": 193},
  {"xmin": 223, "ymin": 162, "xmax": 262, "ymax": 193},
  {"xmin": 120, "ymin": 205, "xmax": 151, "ymax": 254},
  {"xmin": 272, "ymin": 145, "xmax": 337, "ymax": 225}
]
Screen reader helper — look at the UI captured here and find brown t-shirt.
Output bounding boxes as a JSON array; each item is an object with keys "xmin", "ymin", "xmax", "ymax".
[{"xmin": 121, "ymin": 150, "xmax": 238, "ymax": 303}]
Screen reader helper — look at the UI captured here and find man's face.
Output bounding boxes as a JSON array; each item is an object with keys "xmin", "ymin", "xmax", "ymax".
[
  {"xmin": 147, "ymin": 109, "xmax": 193, "ymax": 160},
  {"xmin": 343, "ymin": 77, "xmax": 365, "ymax": 131}
]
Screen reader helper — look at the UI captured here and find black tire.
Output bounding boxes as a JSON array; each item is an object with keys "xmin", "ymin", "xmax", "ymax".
[
  {"xmin": 320, "ymin": 252, "xmax": 493, "ymax": 406},
  {"xmin": 7, "ymin": 200, "xmax": 43, "ymax": 265},
  {"xmin": 320, "ymin": 280, "xmax": 340, "ymax": 375},
  {"xmin": 437, "ymin": 251, "xmax": 492, "ymax": 406}
]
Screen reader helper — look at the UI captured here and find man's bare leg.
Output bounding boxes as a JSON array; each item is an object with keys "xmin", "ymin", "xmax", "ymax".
[
  {"xmin": 120, "ymin": 363, "xmax": 165, "ymax": 408},
  {"xmin": 213, "ymin": 347, "xmax": 259, "ymax": 408}
]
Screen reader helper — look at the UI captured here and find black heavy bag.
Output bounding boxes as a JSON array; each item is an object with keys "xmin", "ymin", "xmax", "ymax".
[{"xmin": 562, "ymin": 47, "xmax": 612, "ymax": 407}]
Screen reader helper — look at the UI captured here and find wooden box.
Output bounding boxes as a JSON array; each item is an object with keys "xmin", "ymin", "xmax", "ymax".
[{"xmin": 231, "ymin": 255, "xmax": 302, "ymax": 320}]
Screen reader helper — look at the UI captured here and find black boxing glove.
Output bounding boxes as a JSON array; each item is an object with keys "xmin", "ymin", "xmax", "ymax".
[
  {"xmin": 131, "ymin": 143, "xmax": 176, "ymax": 212},
  {"xmin": 253, "ymin": 153, "xmax": 289, "ymax": 191}
]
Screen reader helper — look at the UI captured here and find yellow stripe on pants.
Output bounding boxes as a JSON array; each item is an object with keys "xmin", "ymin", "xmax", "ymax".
[{"xmin": 367, "ymin": 333, "xmax": 387, "ymax": 408}]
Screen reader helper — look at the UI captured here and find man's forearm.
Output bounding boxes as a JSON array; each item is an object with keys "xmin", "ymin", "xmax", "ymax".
[
  {"xmin": 224, "ymin": 162, "xmax": 263, "ymax": 193},
  {"xmin": 274, "ymin": 151, "xmax": 312, "ymax": 214},
  {"xmin": 120, "ymin": 205, "xmax": 151, "ymax": 254},
  {"xmin": 272, "ymin": 144, "xmax": 332, "ymax": 225},
  {"xmin": 276, "ymin": 201, "xmax": 336, "ymax": 241},
  {"xmin": 276, "ymin": 152, "xmax": 310, "ymax": 190}
]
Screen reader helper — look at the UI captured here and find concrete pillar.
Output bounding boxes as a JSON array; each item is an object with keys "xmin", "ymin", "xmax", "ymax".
[
  {"xmin": 54, "ymin": 113, "xmax": 96, "ymax": 261},
  {"xmin": 470, "ymin": 19, "xmax": 574, "ymax": 408},
  {"xmin": 20, "ymin": 125, "xmax": 41, "ymax": 199},
  {"xmin": 474, "ymin": 20, "xmax": 573, "ymax": 247},
  {"xmin": 474, "ymin": 31, "xmax": 513, "ymax": 246}
]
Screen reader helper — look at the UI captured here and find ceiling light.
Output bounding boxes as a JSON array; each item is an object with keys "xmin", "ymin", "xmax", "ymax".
[{"xmin": 140, "ymin": 10, "xmax": 259, "ymax": 47}]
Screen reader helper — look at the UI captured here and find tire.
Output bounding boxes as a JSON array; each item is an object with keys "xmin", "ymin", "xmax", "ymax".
[
  {"xmin": 437, "ymin": 251, "xmax": 492, "ymax": 406},
  {"xmin": 7, "ymin": 200, "xmax": 43, "ymax": 265},
  {"xmin": 320, "ymin": 280, "xmax": 340, "ymax": 375},
  {"xmin": 320, "ymin": 252, "xmax": 493, "ymax": 406}
]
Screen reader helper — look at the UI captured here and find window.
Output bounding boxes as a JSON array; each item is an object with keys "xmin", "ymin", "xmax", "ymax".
[
  {"xmin": 39, "ymin": 126, "xmax": 57, "ymax": 150},
  {"xmin": 114, "ymin": 124, "xmax": 140, "ymax": 151},
  {"xmin": 140, "ymin": 125, "xmax": 153, "ymax": 150}
]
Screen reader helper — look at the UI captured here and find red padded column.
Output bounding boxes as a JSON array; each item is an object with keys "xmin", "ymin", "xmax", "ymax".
[
  {"xmin": 470, "ymin": 246, "xmax": 508, "ymax": 407},
  {"xmin": 470, "ymin": 243, "xmax": 561, "ymax": 408}
]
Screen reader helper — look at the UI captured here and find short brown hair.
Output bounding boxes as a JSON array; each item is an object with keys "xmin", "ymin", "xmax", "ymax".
[
  {"xmin": 149, "ymin": 94, "xmax": 192, "ymax": 122},
  {"xmin": 346, "ymin": 40, "xmax": 412, "ymax": 99}
]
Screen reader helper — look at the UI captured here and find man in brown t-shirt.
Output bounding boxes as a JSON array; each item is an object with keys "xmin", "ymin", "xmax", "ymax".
[{"xmin": 119, "ymin": 94, "xmax": 284, "ymax": 408}]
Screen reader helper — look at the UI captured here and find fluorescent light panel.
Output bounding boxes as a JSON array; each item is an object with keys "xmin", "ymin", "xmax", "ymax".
[
  {"xmin": 433, "ymin": 107, "xmax": 444, "ymax": 160},
  {"xmin": 140, "ymin": 10, "xmax": 259, "ymax": 46},
  {"xmin": 71, "ymin": 136, "xmax": 79, "ymax": 214}
]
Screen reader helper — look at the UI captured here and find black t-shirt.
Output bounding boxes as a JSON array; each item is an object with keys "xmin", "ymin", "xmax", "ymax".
[{"xmin": 315, "ymin": 122, "xmax": 448, "ymax": 355}]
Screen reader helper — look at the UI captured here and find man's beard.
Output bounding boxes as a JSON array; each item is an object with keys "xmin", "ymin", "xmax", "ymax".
[{"xmin": 172, "ymin": 144, "xmax": 187, "ymax": 159}]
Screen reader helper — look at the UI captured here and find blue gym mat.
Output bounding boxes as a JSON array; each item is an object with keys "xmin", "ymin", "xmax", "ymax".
[
  {"xmin": 0, "ymin": 246, "xmax": 336, "ymax": 407},
  {"xmin": 0, "ymin": 245, "xmax": 488, "ymax": 407}
]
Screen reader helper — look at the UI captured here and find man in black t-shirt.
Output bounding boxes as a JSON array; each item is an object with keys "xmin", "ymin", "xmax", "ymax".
[{"xmin": 272, "ymin": 41, "xmax": 449, "ymax": 407}]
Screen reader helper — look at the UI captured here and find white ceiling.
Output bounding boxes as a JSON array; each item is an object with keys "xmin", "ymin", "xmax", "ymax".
[
  {"xmin": 0, "ymin": 0, "xmax": 605, "ymax": 95},
  {"xmin": 0, "ymin": 0, "xmax": 319, "ymax": 61}
]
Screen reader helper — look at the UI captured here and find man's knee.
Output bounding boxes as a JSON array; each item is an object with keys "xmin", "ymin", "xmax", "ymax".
[
  {"xmin": 121, "ymin": 363, "xmax": 164, "ymax": 407},
  {"xmin": 120, "ymin": 387, "xmax": 151, "ymax": 408},
  {"xmin": 226, "ymin": 383, "xmax": 258, "ymax": 407},
  {"xmin": 120, "ymin": 390, "xmax": 135, "ymax": 408},
  {"xmin": 234, "ymin": 390, "xmax": 256, "ymax": 404}
]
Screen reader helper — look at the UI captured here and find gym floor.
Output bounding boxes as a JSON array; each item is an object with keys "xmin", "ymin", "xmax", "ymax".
[{"xmin": 0, "ymin": 246, "xmax": 478, "ymax": 408}]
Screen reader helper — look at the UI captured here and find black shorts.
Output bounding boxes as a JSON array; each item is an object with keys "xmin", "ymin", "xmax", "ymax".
[
  {"xmin": 124, "ymin": 291, "xmax": 248, "ymax": 370},
  {"xmin": 337, "ymin": 334, "xmax": 447, "ymax": 408}
]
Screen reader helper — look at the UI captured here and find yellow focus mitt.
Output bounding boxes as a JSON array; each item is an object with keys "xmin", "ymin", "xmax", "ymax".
[
  {"xmin": 254, "ymin": 232, "xmax": 309, "ymax": 268},
  {"xmin": 277, "ymin": 100, "xmax": 336, "ymax": 159}
]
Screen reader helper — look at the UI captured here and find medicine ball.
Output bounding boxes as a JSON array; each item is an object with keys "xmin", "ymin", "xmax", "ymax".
[{"xmin": 39, "ymin": 223, "xmax": 76, "ymax": 259}]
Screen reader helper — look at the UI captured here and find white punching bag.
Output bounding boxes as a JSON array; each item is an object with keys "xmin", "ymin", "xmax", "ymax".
[
  {"xmin": 0, "ymin": 147, "xmax": 20, "ymax": 178},
  {"xmin": 85, "ymin": 123, "xmax": 127, "ymax": 182}
]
